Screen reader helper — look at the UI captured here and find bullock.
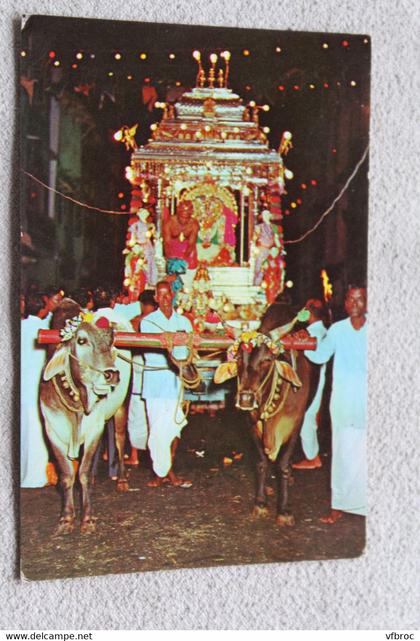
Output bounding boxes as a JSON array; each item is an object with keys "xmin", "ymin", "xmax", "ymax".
[
  {"xmin": 215, "ymin": 303, "xmax": 319, "ymax": 526},
  {"xmin": 40, "ymin": 299, "xmax": 131, "ymax": 534}
]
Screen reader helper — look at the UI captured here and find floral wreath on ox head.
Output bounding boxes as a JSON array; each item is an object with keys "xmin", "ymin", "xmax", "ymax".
[
  {"xmin": 227, "ymin": 308, "xmax": 310, "ymax": 361},
  {"xmin": 59, "ymin": 312, "xmax": 100, "ymax": 342},
  {"xmin": 227, "ymin": 331, "xmax": 282, "ymax": 361}
]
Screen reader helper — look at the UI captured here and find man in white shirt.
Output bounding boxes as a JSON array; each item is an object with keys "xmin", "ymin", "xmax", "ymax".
[
  {"xmin": 141, "ymin": 281, "xmax": 193, "ymax": 487},
  {"xmin": 304, "ymin": 286, "xmax": 367, "ymax": 524},
  {"xmin": 91, "ymin": 287, "xmax": 133, "ymax": 479},
  {"xmin": 114, "ymin": 298, "xmax": 142, "ymax": 323},
  {"xmin": 92, "ymin": 287, "xmax": 133, "ymax": 332},
  {"xmin": 21, "ymin": 293, "xmax": 51, "ymax": 487},
  {"xmin": 292, "ymin": 299, "xmax": 327, "ymax": 470}
]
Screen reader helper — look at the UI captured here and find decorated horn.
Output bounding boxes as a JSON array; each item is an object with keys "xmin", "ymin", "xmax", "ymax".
[{"xmin": 269, "ymin": 308, "xmax": 310, "ymax": 341}]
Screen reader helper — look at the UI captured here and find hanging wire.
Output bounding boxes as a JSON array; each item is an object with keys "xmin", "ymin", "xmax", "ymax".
[
  {"xmin": 284, "ymin": 144, "xmax": 369, "ymax": 244},
  {"xmin": 22, "ymin": 170, "xmax": 131, "ymax": 215},
  {"xmin": 23, "ymin": 144, "xmax": 369, "ymax": 243}
]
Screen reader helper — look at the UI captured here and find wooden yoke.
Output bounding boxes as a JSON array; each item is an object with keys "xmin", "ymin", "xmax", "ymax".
[{"xmin": 37, "ymin": 330, "xmax": 317, "ymax": 351}]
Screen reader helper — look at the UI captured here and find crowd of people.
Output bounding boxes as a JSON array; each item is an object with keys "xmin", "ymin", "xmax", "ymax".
[{"xmin": 20, "ymin": 280, "xmax": 367, "ymax": 525}]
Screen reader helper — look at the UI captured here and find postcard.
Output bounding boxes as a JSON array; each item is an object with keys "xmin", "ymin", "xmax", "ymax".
[{"xmin": 20, "ymin": 15, "xmax": 370, "ymax": 580}]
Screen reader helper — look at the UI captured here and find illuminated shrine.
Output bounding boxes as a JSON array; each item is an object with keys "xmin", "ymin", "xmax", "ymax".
[{"xmin": 124, "ymin": 51, "xmax": 291, "ymax": 317}]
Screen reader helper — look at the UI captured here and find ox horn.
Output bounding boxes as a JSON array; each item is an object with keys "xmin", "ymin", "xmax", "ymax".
[
  {"xmin": 269, "ymin": 319, "xmax": 298, "ymax": 342},
  {"xmin": 269, "ymin": 308, "xmax": 310, "ymax": 342}
]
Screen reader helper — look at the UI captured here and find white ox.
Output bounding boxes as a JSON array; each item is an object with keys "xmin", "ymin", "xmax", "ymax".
[{"xmin": 40, "ymin": 300, "xmax": 131, "ymax": 534}]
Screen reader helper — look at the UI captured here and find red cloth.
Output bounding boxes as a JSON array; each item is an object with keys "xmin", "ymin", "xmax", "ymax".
[
  {"xmin": 264, "ymin": 260, "xmax": 282, "ymax": 304},
  {"xmin": 222, "ymin": 205, "xmax": 238, "ymax": 246},
  {"xmin": 166, "ymin": 238, "xmax": 198, "ymax": 269}
]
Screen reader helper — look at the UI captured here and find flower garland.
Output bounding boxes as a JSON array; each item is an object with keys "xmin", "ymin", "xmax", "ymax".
[
  {"xmin": 227, "ymin": 308, "xmax": 310, "ymax": 360},
  {"xmin": 59, "ymin": 312, "xmax": 94, "ymax": 342},
  {"xmin": 227, "ymin": 330, "xmax": 283, "ymax": 360}
]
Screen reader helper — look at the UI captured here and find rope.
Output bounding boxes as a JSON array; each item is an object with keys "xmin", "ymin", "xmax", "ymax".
[
  {"xmin": 116, "ymin": 340, "xmax": 198, "ymax": 425},
  {"xmin": 116, "ymin": 346, "xmax": 190, "ymax": 425},
  {"xmin": 236, "ymin": 361, "xmax": 275, "ymax": 410},
  {"xmin": 119, "ymin": 338, "xmax": 200, "ymax": 379},
  {"xmin": 284, "ymin": 144, "xmax": 369, "ymax": 244},
  {"xmin": 256, "ymin": 361, "xmax": 276, "ymax": 397},
  {"xmin": 24, "ymin": 145, "xmax": 369, "ymax": 241},
  {"xmin": 69, "ymin": 351, "xmax": 100, "ymax": 374},
  {"xmin": 235, "ymin": 356, "xmax": 295, "ymax": 421},
  {"xmin": 115, "ymin": 351, "xmax": 170, "ymax": 371},
  {"xmin": 198, "ymin": 350, "xmax": 226, "ymax": 361},
  {"xmin": 179, "ymin": 364, "xmax": 202, "ymax": 389},
  {"xmin": 174, "ymin": 378, "xmax": 187, "ymax": 426},
  {"xmin": 166, "ymin": 332, "xmax": 195, "ymax": 367}
]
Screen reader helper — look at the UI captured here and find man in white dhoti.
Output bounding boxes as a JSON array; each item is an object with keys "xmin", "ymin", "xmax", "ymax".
[
  {"xmin": 125, "ymin": 290, "xmax": 158, "ymax": 466},
  {"xmin": 141, "ymin": 281, "xmax": 193, "ymax": 487},
  {"xmin": 21, "ymin": 294, "xmax": 51, "ymax": 487},
  {"xmin": 304, "ymin": 286, "xmax": 367, "ymax": 524},
  {"xmin": 293, "ymin": 299, "xmax": 327, "ymax": 470}
]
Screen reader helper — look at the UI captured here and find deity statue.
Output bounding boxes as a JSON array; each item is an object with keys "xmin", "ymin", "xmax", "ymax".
[
  {"xmin": 123, "ymin": 208, "xmax": 158, "ymax": 299},
  {"xmin": 253, "ymin": 209, "xmax": 282, "ymax": 286},
  {"xmin": 130, "ymin": 179, "xmax": 156, "ymax": 222},
  {"xmin": 196, "ymin": 196, "xmax": 238, "ymax": 265}
]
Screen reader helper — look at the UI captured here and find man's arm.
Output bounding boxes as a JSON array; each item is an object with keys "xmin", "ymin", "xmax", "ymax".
[
  {"xmin": 162, "ymin": 218, "xmax": 172, "ymax": 256},
  {"xmin": 304, "ymin": 325, "xmax": 335, "ymax": 364}
]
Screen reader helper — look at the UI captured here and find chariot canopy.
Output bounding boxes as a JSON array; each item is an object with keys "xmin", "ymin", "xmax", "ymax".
[{"xmin": 125, "ymin": 52, "xmax": 289, "ymax": 307}]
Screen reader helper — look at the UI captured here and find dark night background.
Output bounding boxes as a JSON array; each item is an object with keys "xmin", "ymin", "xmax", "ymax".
[{"xmin": 20, "ymin": 15, "xmax": 370, "ymax": 309}]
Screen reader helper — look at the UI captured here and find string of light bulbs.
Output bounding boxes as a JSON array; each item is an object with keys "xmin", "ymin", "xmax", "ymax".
[{"xmin": 24, "ymin": 145, "xmax": 369, "ymax": 243}]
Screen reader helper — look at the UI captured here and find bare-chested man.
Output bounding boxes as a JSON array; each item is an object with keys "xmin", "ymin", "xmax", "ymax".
[{"xmin": 162, "ymin": 200, "xmax": 199, "ymax": 269}]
